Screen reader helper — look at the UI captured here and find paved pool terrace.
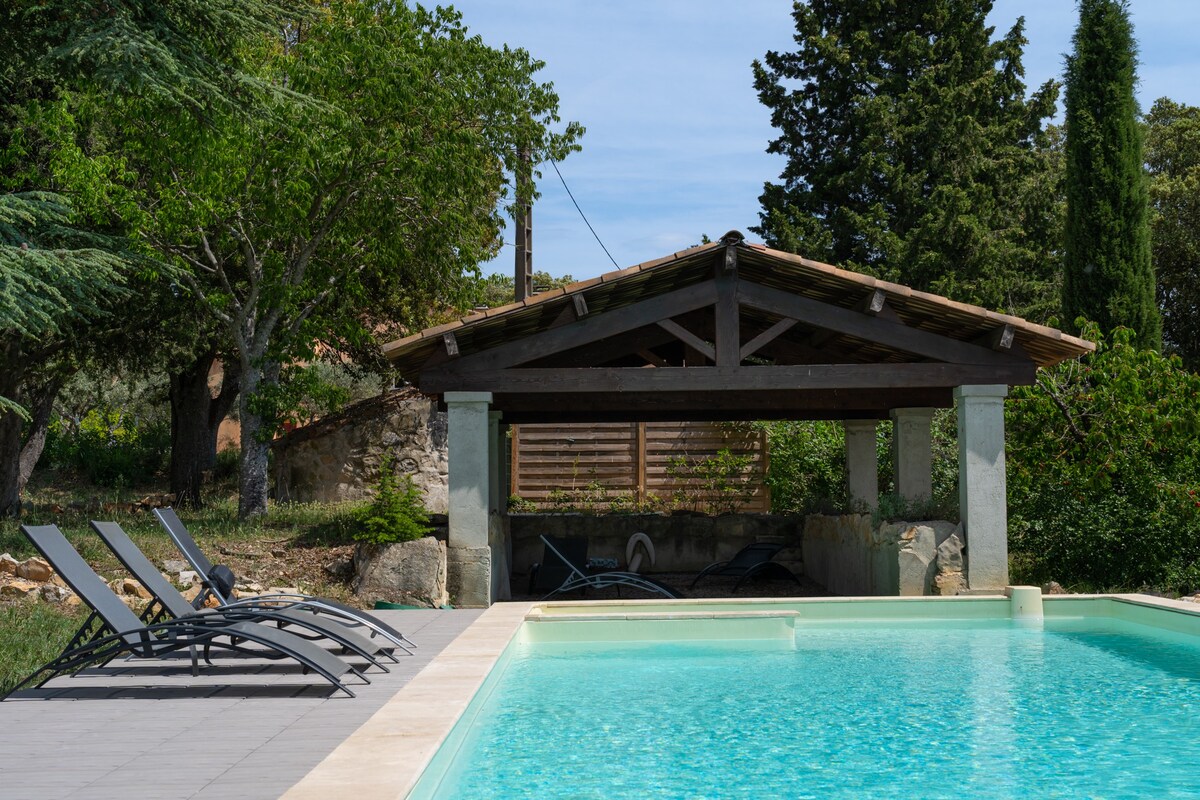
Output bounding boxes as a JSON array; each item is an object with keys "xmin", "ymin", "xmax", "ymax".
[
  {"xmin": 8, "ymin": 593, "xmax": 1200, "ymax": 799},
  {"xmin": 0, "ymin": 609, "xmax": 481, "ymax": 800}
]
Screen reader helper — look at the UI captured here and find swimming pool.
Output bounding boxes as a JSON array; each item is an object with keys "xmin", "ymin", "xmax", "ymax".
[{"xmin": 407, "ymin": 594, "xmax": 1200, "ymax": 799}]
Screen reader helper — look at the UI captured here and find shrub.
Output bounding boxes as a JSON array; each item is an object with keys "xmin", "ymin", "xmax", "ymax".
[
  {"xmin": 43, "ymin": 408, "xmax": 170, "ymax": 487},
  {"xmin": 353, "ymin": 457, "xmax": 430, "ymax": 545},
  {"xmin": 1007, "ymin": 325, "xmax": 1200, "ymax": 592},
  {"xmin": 755, "ymin": 420, "xmax": 847, "ymax": 514}
]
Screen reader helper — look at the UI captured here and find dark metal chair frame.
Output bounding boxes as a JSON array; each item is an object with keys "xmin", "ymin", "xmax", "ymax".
[
  {"xmin": 537, "ymin": 535, "xmax": 683, "ymax": 600},
  {"xmin": 3, "ymin": 524, "xmax": 366, "ymax": 700},
  {"xmin": 153, "ymin": 507, "xmax": 416, "ymax": 651},
  {"xmin": 90, "ymin": 520, "xmax": 401, "ymax": 673},
  {"xmin": 690, "ymin": 541, "xmax": 802, "ymax": 593}
]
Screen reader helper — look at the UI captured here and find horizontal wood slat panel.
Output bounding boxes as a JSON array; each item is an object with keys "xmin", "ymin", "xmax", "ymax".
[{"xmin": 512, "ymin": 420, "xmax": 769, "ymax": 512}]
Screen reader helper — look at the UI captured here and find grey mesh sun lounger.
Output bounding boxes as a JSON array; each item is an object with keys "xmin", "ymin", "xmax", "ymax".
[
  {"xmin": 537, "ymin": 534, "xmax": 683, "ymax": 600},
  {"xmin": 3, "ymin": 525, "xmax": 364, "ymax": 699},
  {"xmin": 153, "ymin": 507, "xmax": 416, "ymax": 651},
  {"xmin": 90, "ymin": 520, "xmax": 401, "ymax": 672},
  {"xmin": 690, "ymin": 541, "xmax": 802, "ymax": 593}
]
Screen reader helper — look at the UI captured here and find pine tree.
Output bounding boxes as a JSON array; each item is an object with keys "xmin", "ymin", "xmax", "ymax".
[
  {"xmin": 753, "ymin": 1, "xmax": 1061, "ymax": 320},
  {"xmin": 1062, "ymin": 0, "xmax": 1160, "ymax": 349}
]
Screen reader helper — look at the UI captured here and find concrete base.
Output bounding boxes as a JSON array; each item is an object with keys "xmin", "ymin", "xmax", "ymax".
[{"xmin": 448, "ymin": 546, "xmax": 493, "ymax": 608}]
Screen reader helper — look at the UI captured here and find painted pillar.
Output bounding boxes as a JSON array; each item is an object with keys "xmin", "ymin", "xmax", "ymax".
[
  {"xmin": 890, "ymin": 407, "xmax": 935, "ymax": 505},
  {"xmin": 955, "ymin": 385, "xmax": 1009, "ymax": 590},
  {"xmin": 446, "ymin": 391, "xmax": 493, "ymax": 607},
  {"xmin": 488, "ymin": 411, "xmax": 511, "ymax": 602},
  {"xmin": 843, "ymin": 420, "xmax": 879, "ymax": 512}
]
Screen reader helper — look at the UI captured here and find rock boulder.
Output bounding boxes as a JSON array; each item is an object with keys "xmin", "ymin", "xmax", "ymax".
[{"xmin": 353, "ymin": 536, "xmax": 448, "ymax": 608}]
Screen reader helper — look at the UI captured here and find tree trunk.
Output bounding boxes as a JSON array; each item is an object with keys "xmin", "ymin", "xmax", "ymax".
[
  {"xmin": 0, "ymin": 340, "xmax": 28, "ymax": 517},
  {"xmin": 237, "ymin": 358, "xmax": 278, "ymax": 519},
  {"xmin": 17, "ymin": 376, "xmax": 64, "ymax": 496},
  {"xmin": 0, "ymin": 410, "xmax": 23, "ymax": 518},
  {"xmin": 170, "ymin": 350, "xmax": 241, "ymax": 508}
]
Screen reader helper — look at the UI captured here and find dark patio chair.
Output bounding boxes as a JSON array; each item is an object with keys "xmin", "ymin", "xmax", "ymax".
[
  {"xmin": 690, "ymin": 541, "xmax": 802, "ymax": 593},
  {"xmin": 3, "ymin": 525, "xmax": 364, "ymax": 699},
  {"xmin": 90, "ymin": 520, "xmax": 401, "ymax": 673},
  {"xmin": 153, "ymin": 507, "xmax": 415, "ymax": 651},
  {"xmin": 535, "ymin": 535, "xmax": 684, "ymax": 600}
]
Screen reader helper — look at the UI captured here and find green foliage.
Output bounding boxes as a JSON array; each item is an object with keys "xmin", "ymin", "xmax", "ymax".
[
  {"xmin": 43, "ymin": 409, "xmax": 170, "ymax": 487},
  {"xmin": 1062, "ymin": 0, "xmax": 1160, "ymax": 349},
  {"xmin": 1146, "ymin": 98, "xmax": 1200, "ymax": 370},
  {"xmin": 665, "ymin": 448, "xmax": 756, "ymax": 515},
  {"xmin": 474, "ymin": 271, "xmax": 576, "ymax": 309},
  {"xmin": 755, "ymin": 421, "xmax": 847, "ymax": 514},
  {"xmin": 753, "ymin": 1, "xmax": 1062, "ymax": 320},
  {"xmin": 353, "ymin": 458, "xmax": 430, "ymax": 545},
  {"xmin": 1007, "ymin": 326, "xmax": 1200, "ymax": 591},
  {"xmin": 0, "ymin": 601, "xmax": 88, "ymax": 696}
]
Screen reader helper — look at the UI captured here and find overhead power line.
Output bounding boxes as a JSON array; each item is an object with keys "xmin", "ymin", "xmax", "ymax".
[{"xmin": 550, "ymin": 159, "xmax": 621, "ymax": 271}]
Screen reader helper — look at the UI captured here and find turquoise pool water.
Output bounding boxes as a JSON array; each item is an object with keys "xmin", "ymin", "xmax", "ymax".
[{"xmin": 419, "ymin": 617, "xmax": 1200, "ymax": 799}]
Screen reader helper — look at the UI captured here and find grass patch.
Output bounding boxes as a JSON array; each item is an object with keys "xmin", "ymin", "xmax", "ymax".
[
  {"xmin": 0, "ymin": 484, "xmax": 372, "ymax": 693},
  {"xmin": 0, "ymin": 601, "xmax": 88, "ymax": 696}
]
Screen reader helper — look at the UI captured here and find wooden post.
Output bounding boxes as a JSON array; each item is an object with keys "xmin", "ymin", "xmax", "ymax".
[
  {"xmin": 509, "ymin": 423, "xmax": 521, "ymax": 502},
  {"xmin": 636, "ymin": 422, "xmax": 647, "ymax": 503}
]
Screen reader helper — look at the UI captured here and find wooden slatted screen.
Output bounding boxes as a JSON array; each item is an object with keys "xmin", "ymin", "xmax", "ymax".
[{"xmin": 511, "ymin": 421, "xmax": 769, "ymax": 512}]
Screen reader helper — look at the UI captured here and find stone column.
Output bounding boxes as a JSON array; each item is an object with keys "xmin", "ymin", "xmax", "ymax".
[
  {"xmin": 844, "ymin": 420, "xmax": 879, "ymax": 512},
  {"xmin": 890, "ymin": 407, "xmax": 935, "ymax": 506},
  {"xmin": 446, "ymin": 391, "xmax": 493, "ymax": 607},
  {"xmin": 488, "ymin": 411, "xmax": 511, "ymax": 601},
  {"xmin": 955, "ymin": 385, "xmax": 1009, "ymax": 590}
]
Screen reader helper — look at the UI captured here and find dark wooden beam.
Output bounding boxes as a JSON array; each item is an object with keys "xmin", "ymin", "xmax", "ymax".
[
  {"xmin": 433, "ymin": 279, "xmax": 719, "ymax": 374},
  {"xmin": 421, "ymin": 362, "xmax": 1037, "ymax": 394},
  {"xmin": 656, "ymin": 319, "xmax": 716, "ymax": 362},
  {"xmin": 738, "ymin": 281, "xmax": 1025, "ymax": 366},
  {"xmin": 442, "ymin": 332, "xmax": 459, "ymax": 358},
  {"xmin": 491, "ymin": 387, "xmax": 954, "ymax": 423},
  {"xmin": 572, "ymin": 294, "xmax": 589, "ymax": 318},
  {"xmin": 714, "ymin": 276, "xmax": 740, "ymax": 365},
  {"xmin": 741, "ymin": 317, "xmax": 798, "ymax": 360},
  {"xmin": 973, "ymin": 324, "xmax": 1014, "ymax": 351},
  {"xmin": 528, "ymin": 326, "xmax": 679, "ymax": 368}
]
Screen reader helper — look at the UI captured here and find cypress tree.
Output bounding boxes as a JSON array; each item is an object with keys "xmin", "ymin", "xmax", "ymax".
[
  {"xmin": 753, "ymin": 1, "xmax": 1061, "ymax": 320},
  {"xmin": 1062, "ymin": 0, "xmax": 1160, "ymax": 349}
]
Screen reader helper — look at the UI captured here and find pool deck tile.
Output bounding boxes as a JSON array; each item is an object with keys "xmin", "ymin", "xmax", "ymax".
[
  {"xmin": 280, "ymin": 601, "xmax": 531, "ymax": 800},
  {"xmin": 0, "ymin": 609, "xmax": 481, "ymax": 800}
]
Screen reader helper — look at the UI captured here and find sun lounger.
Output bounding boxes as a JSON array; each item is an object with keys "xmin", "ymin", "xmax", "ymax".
[
  {"xmin": 690, "ymin": 541, "xmax": 802, "ymax": 592},
  {"xmin": 90, "ymin": 520, "xmax": 401, "ymax": 673},
  {"xmin": 536, "ymin": 534, "xmax": 683, "ymax": 600},
  {"xmin": 3, "ymin": 524, "xmax": 364, "ymax": 699},
  {"xmin": 153, "ymin": 507, "xmax": 416, "ymax": 650}
]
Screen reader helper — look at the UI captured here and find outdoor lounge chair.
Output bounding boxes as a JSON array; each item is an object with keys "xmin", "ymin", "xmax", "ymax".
[
  {"xmin": 690, "ymin": 541, "xmax": 802, "ymax": 593},
  {"xmin": 153, "ymin": 507, "xmax": 416, "ymax": 651},
  {"xmin": 90, "ymin": 520, "xmax": 402, "ymax": 673},
  {"xmin": 3, "ymin": 525, "xmax": 365, "ymax": 699},
  {"xmin": 534, "ymin": 535, "xmax": 683, "ymax": 600}
]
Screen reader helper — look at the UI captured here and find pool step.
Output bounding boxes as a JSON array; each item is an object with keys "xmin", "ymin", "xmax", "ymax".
[{"xmin": 521, "ymin": 608, "xmax": 800, "ymax": 645}]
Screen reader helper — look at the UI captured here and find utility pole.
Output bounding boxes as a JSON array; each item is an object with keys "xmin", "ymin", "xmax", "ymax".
[{"xmin": 514, "ymin": 147, "xmax": 533, "ymax": 302}]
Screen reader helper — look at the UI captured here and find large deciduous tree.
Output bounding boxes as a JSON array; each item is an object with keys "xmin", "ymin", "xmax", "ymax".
[
  {"xmin": 0, "ymin": 0, "xmax": 303, "ymax": 514},
  {"xmin": 1145, "ymin": 98, "xmax": 1200, "ymax": 370},
  {"xmin": 753, "ymin": 0, "xmax": 1061, "ymax": 320},
  {"xmin": 1062, "ymin": 0, "xmax": 1160, "ymax": 349},
  {"xmin": 133, "ymin": 1, "xmax": 581, "ymax": 518}
]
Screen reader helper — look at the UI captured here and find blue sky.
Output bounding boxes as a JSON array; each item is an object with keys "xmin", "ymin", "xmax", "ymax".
[{"xmin": 449, "ymin": 1, "xmax": 1200, "ymax": 282}]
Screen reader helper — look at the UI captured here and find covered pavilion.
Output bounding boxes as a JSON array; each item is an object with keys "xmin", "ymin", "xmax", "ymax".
[{"xmin": 382, "ymin": 231, "xmax": 1093, "ymax": 606}]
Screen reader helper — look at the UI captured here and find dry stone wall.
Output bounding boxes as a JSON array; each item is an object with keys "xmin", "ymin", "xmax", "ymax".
[{"xmin": 272, "ymin": 388, "xmax": 448, "ymax": 512}]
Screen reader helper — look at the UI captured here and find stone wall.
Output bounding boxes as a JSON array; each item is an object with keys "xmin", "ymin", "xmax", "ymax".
[
  {"xmin": 509, "ymin": 513, "xmax": 804, "ymax": 575},
  {"xmin": 272, "ymin": 388, "xmax": 449, "ymax": 512},
  {"xmin": 802, "ymin": 514, "xmax": 965, "ymax": 596}
]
